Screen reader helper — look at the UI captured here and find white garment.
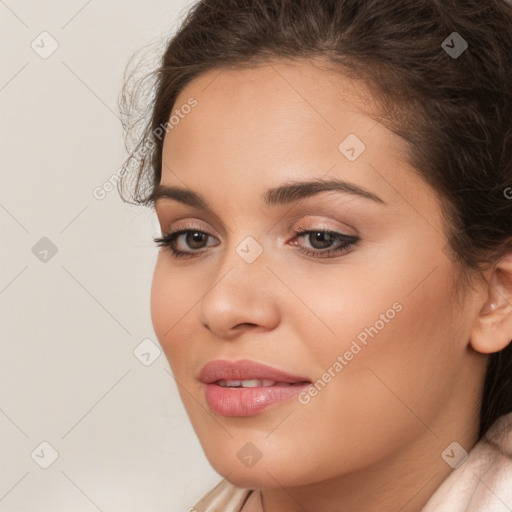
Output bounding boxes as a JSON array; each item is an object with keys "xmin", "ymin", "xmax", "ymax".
[
  {"xmin": 192, "ymin": 412, "xmax": 512, "ymax": 511},
  {"xmin": 192, "ymin": 478, "xmax": 251, "ymax": 511},
  {"xmin": 422, "ymin": 411, "xmax": 512, "ymax": 511}
]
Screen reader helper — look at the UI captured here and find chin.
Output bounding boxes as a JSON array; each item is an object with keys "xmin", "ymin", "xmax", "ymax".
[{"xmin": 202, "ymin": 446, "xmax": 313, "ymax": 490}]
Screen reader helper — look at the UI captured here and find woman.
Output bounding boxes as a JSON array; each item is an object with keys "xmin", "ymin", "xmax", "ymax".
[{"xmin": 119, "ymin": 0, "xmax": 512, "ymax": 510}]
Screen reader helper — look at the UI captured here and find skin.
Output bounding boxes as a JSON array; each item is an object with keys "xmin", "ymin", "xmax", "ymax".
[{"xmin": 150, "ymin": 58, "xmax": 512, "ymax": 512}]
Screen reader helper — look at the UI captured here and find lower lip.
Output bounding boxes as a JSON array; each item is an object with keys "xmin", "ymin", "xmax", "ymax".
[{"xmin": 204, "ymin": 383, "xmax": 310, "ymax": 416}]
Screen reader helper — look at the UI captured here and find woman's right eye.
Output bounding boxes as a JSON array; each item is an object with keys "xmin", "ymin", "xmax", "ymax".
[{"xmin": 153, "ymin": 228, "xmax": 218, "ymax": 259}]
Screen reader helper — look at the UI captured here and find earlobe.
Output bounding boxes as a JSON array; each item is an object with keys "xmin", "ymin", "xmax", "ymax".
[
  {"xmin": 470, "ymin": 251, "xmax": 512, "ymax": 354},
  {"xmin": 480, "ymin": 301, "xmax": 497, "ymax": 316}
]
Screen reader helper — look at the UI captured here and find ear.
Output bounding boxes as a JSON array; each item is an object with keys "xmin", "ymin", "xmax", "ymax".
[{"xmin": 471, "ymin": 249, "xmax": 512, "ymax": 354}]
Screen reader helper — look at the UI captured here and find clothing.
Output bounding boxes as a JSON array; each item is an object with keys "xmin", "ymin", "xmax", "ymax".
[
  {"xmin": 192, "ymin": 478, "xmax": 252, "ymax": 511},
  {"xmin": 422, "ymin": 411, "xmax": 512, "ymax": 511},
  {"xmin": 192, "ymin": 412, "xmax": 512, "ymax": 511}
]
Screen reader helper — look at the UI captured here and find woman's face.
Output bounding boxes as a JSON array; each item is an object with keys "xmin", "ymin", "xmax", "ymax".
[{"xmin": 151, "ymin": 59, "xmax": 486, "ymax": 490}]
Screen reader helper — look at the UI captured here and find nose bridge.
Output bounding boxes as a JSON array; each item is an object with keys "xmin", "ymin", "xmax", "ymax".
[
  {"xmin": 209, "ymin": 231, "xmax": 269, "ymax": 301},
  {"xmin": 216, "ymin": 211, "xmax": 270, "ymax": 274},
  {"xmin": 198, "ymin": 230, "xmax": 279, "ymax": 335}
]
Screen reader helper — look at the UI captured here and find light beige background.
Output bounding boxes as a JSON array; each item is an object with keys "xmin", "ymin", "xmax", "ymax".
[{"xmin": 0, "ymin": 1, "xmax": 220, "ymax": 510}]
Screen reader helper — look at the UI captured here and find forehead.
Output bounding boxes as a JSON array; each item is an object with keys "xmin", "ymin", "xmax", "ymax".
[
  {"xmin": 172, "ymin": 59, "xmax": 381, "ymax": 137},
  {"xmin": 177, "ymin": 57, "xmax": 379, "ymax": 108},
  {"xmin": 164, "ymin": 59, "xmax": 406, "ymax": 165},
  {"xmin": 158, "ymin": 58, "xmax": 432, "ymax": 216}
]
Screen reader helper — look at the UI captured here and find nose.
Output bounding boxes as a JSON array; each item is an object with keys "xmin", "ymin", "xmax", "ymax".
[{"xmin": 198, "ymin": 244, "xmax": 280, "ymax": 339}]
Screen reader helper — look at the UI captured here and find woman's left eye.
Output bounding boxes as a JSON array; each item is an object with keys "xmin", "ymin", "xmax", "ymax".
[
  {"xmin": 153, "ymin": 228, "xmax": 359, "ymax": 260},
  {"xmin": 290, "ymin": 230, "xmax": 359, "ymax": 258}
]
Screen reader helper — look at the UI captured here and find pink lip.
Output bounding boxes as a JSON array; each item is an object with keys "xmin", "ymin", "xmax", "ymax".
[
  {"xmin": 199, "ymin": 359, "xmax": 311, "ymax": 417},
  {"xmin": 199, "ymin": 359, "xmax": 310, "ymax": 384}
]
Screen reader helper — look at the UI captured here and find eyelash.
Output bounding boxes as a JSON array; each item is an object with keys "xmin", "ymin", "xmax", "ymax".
[{"xmin": 153, "ymin": 223, "xmax": 359, "ymax": 260}]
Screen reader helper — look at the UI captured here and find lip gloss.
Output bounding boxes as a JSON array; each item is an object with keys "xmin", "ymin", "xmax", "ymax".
[{"xmin": 204, "ymin": 382, "xmax": 310, "ymax": 416}]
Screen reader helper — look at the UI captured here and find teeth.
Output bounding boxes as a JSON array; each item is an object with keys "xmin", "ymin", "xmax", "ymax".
[
  {"xmin": 216, "ymin": 379, "xmax": 278, "ymax": 388},
  {"xmin": 240, "ymin": 379, "xmax": 260, "ymax": 388},
  {"xmin": 218, "ymin": 380, "xmax": 241, "ymax": 387}
]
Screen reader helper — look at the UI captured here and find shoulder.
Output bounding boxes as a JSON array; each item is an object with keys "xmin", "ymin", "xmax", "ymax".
[
  {"xmin": 422, "ymin": 412, "xmax": 512, "ymax": 511},
  {"xmin": 192, "ymin": 479, "xmax": 253, "ymax": 512}
]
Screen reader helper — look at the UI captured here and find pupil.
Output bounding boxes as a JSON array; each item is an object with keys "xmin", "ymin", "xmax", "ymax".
[
  {"xmin": 311, "ymin": 231, "xmax": 332, "ymax": 249},
  {"xmin": 188, "ymin": 232, "xmax": 206, "ymax": 249}
]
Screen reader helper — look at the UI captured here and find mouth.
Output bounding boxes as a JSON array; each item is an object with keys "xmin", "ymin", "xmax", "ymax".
[
  {"xmin": 215, "ymin": 379, "xmax": 309, "ymax": 388},
  {"xmin": 199, "ymin": 359, "xmax": 312, "ymax": 416}
]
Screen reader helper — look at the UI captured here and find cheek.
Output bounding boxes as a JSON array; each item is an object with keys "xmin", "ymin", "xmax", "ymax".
[
  {"xmin": 150, "ymin": 260, "xmax": 170, "ymax": 342},
  {"xmin": 291, "ymin": 249, "xmax": 461, "ymax": 423},
  {"xmin": 306, "ymin": 258, "xmax": 462, "ymax": 439},
  {"xmin": 150, "ymin": 257, "xmax": 196, "ymax": 371}
]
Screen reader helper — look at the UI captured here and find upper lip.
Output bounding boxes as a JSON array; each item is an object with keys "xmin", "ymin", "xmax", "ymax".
[{"xmin": 199, "ymin": 359, "xmax": 311, "ymax": 384}]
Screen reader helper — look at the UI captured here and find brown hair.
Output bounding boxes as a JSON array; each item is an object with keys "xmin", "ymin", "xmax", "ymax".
[{"xmin": 119, "ymin": 0, "xmax": 512, "ymax": 438}]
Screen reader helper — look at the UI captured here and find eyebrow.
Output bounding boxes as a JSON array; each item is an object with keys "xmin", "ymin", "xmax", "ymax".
[{"xmin": 151, "ymin": 177, "xmax": 385, "ymax": 211}]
